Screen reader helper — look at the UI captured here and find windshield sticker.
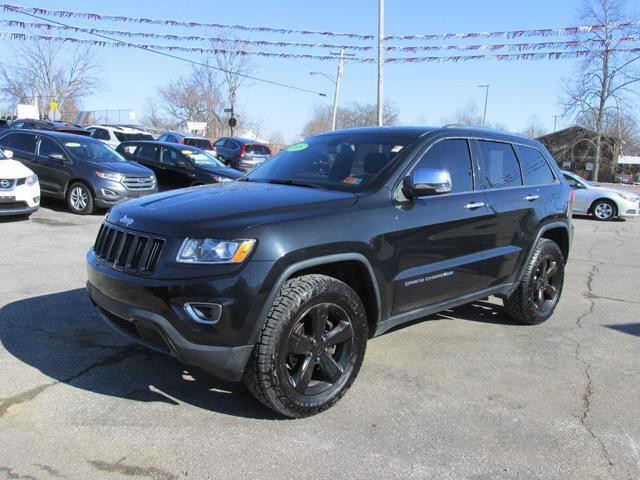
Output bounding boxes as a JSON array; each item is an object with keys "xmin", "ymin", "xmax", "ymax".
[
  {"xmin": 391, "ymin": 145, "xmax": 404, "ymax": 153},
  {"xmin": 181, "ymin": 150, "xmax": 193, "ymax": 155},
  {"xmin": 287, "ymin": 143, "xmax": 308, "ymax": 152},
  {"xmin": 65, "ymin": 142, "xmax": 81, "ymax": 147},
  {"xmin": 342, "ymin": 176, "xmax": 362, "ymax": 185}
]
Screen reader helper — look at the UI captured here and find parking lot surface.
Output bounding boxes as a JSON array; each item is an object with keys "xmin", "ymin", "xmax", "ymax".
[{"xmin": 1, "ymin": 190, "xmax": 639, "ymax": 480}]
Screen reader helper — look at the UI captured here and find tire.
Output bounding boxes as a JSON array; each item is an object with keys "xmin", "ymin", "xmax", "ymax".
[
  {"xmin": 503, "ymin": 238, "xmax": 564, "ymax": 325},
  {"xmin": 243, "ymin": 274, "xmax": 368, "ymax": 418},
  {"xmin": 591, "ymin": 199, "xmax": 616, "ymax": 221},
  {"xmin": 66, "ymin": 182, "xmax": 94, "ymax": 215}
]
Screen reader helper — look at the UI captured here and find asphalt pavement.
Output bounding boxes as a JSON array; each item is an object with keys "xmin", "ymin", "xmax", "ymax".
[{"xmin": 1, "ymin": 190, "xmax": 639, "ymax": 480}]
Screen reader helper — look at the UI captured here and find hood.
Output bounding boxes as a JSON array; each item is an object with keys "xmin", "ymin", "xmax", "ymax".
[
  {"xmin": 87, "ymin": 160, "xmax": 153, "ymax": 176},
  {"xmin": 589, "ymin": 185, "xmax": 639, "ymax": 199},
  {"xmin": 0, "ymin": 159, "xmax": 34, "ymax": 178},
  {"xmin": 106, "ymin": 180, "xmax": 358, "ymax": 236},
  {"xmin": 197, "ymin": 164, "xmax": 243, "ymax": 179}
]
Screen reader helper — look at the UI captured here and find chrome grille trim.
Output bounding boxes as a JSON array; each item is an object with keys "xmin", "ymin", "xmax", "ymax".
[{"xmin": 121, "ymin": 176, "xmax": 156, "ymax": 191}]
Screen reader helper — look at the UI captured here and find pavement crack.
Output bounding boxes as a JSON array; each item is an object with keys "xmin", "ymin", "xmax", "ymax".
[
  {"xmin": 0, "ymin": 347, "xmax": 147, "ymax": 419},
  {"xmin": 87, "ymin": 458, "xmax": 177, "ymax": 480},
  {"xmin": 0, "ymin": 466, "xmax": 39, "ymax": 480},
  {"xmin": 573, "ymin": 262, "xmax": 614, "ymax": 469}
]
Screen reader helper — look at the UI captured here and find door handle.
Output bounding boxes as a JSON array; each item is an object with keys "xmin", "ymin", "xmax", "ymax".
[
  {"xmin": 464, "ymin": 201, "xmax": 485, "ymax": 210},
  {"xmin": 524, "ymin": 194, "xmax": 540, "ymax": 201}
]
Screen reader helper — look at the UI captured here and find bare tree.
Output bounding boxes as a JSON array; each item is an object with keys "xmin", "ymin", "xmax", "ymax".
[
  {"xmin": 0, "ymin": 41, "xmax": 100, "ymax": 119},
  {"xmin": 302, "ymin": 102, "xmax": 399, "ymax": 137},
  {"xmin": 157, "ymin": 63, "xmax": 226, "ymax": 137},
  {"xmin": 442, "ymin": 101, "xmax": 484, "ymax": 126},
  {"xmin": 140, "ymin": 98, "xmax": 177, "ymax": 131},
  {"xmin": 560, "ymin": 0, "xmax": 640, "ymax": 180},
  {"xmin": 521, "ymin": 114, "xmax": 548, "ymax": 139},
  {"xmin": 211, "ymin": 37, "xmax": 255, "ymax": 133}
]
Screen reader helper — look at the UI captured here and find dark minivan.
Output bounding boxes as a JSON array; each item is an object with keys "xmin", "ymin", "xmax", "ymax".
[
  {"xmin": 0, "ymin": 130, "xmax": 157, "ymax": 214},
  {"xmin": 117, "ymin": 141, "xmax": 242, "ymax": 190},
  {"xmin": 213, "ymin": 136, "xmax": 272, "ymax": 171}
]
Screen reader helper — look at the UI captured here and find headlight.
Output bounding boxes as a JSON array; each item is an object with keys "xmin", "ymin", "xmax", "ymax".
[
  {"xmin": 26, "ymin": 174, "xmax": 38, "ymax": 186},
  {"xmin": 96, "ymin": 170, "xmax": 123, "ymax": 182},
  {"xmin": 176, "ymin": 238, "xmax": 256, "ymax": 264}
]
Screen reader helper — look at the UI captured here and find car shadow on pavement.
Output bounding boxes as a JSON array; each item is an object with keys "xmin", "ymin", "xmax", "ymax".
[
  {"xmin": 605, "ymin": 323, "xmax": 640, "ymax": 338},
  {"xmin": 39, "ymin": 197, "xmax": 107, "ymax": 216},
  {"xmin": 0, "ymin": 288, "xmax": 280, "ymax": 420}
]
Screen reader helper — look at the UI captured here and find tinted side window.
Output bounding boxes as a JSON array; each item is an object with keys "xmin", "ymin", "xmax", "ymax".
[
  {"xmin": 214, "ymin": 139, "xmax": 225, "ymax": 147},
  {"xmin": 136, "ymin": 145, "xmax": 158, "ymax": 162},
  {"xmin": 517, "ymin": 145, "xmax": 556, "ymax": 185},
  {"xmin": 95, "ymin": 128, "xmax": 110, "ymax": 141},
  {"xmin": 478, "ymin": 141, "xmax": 522, "ymax": 189},
  {"xmin": 414, "ymin": 139, "xmax": 474, "ymax": 193},
  {"xmin": 224, "ymin": 140, "xmax": 238, "ymax": 149},
  {"xmin": 38, "ymin": 137, "xmax": 64, "ymax": 157},
  {"xmin": 7, "ymin": 133, "xmax": 36, "ymax": 153}
]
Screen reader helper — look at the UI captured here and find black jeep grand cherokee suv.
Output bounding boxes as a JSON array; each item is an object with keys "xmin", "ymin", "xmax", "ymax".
[{"xmin": 86, "ymin": 126, "xmax": 572, "ymax": 417}]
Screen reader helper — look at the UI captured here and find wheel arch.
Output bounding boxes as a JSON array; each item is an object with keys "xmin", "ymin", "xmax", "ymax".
[
  {"xmin": 251, "ymin": 254, "xmax": 382, "ymax": 344},
  {"xmin": 588, "ymin": 197, "xmax": 618, "ymax": 216},
  {"xmin": 65, "ymin": 178, "xmax": 96, "ymax": 198}
]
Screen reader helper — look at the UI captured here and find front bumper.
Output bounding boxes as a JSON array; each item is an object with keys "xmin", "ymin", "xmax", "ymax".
[
  {"xmin": 93, "ymin": 179, "xmax": 158, "ymax": 209},
  {"xmin": 0, "ymin": 181, "xmax": 40, "ymax": 216},
  {"xmin": 86, "ymin": 250, "xmax": 275, "ymax": 381},
  {"xmin": 618, "ymin": 198, "xmax": 640, "ymax": 218},
  {"xmin": 87, "ymin": 282, "xmax": 253, "ymax": 381}
]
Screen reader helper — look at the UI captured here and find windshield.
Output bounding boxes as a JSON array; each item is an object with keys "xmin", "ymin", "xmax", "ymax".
[
  {"xmin": 244, "ymin": 133, "xmax": 418, "ymax": 191},
  {"xmin": 184, "ymin": 138, "xmax": 213, "ymax": 150},
  {"xmin": 63, "ymin": 138, "xmax": 127, "ymax": 163},
  {"xmin": 180, "ymin": 149, "xmax": 227, "ymax": 168}
]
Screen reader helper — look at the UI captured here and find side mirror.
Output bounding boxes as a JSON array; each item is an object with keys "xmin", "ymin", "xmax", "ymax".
[
  {"xmin": 402, "ymin": 168, "xmax": 452, "ymax": 198},
  {"xmin": 3, "ymin": 149, "xmax": 13, "ymax": 159},
  {"xmin": 49, "ymin": 153, "xmax": 67, "ymax": 163}
]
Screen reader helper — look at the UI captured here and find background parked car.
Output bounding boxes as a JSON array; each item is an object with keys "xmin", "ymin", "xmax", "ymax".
[
  {"xmin": 213, "ymin": 136, "xmax": 272, "ymax": 171},
  {"xmin": 117, "ymin": 141, "xmax": 242, "ymax": 190},
  {"xmin": 86, "ymin": 125, "xmax": 154, "ymax": 149},
  {"xmin": 0, "ymin": 148, "xmax": 40, "ymax": 218},
  {"xmin": 562, "ymin": 170, "xmax": 640, "ymax": 221},
  {"xmin": 0, "ymin": 130, "xmax": 157, "ymax": 214},
  {"xmin": 157, "ymin": 131, "xmax": 215, "ymax": 154},
  {"xmin": 11, "ymin": 119, "xmax": 91, "ymax": 136},
  {"xmin": 0, "ymin": 119, "xmax": 10, "ymax": 130}
]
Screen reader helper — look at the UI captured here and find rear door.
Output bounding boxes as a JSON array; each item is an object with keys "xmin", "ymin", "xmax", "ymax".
[
  {"xmin": 159, "ymin": 147, "xmax": 191, "ymax": 189},
  {"xmin": 393, "ymin": 138, "xmax": 493, "ymax": 313},
  {"xmin": 35, "ymin": 136, "xmax": 72, "ymax": 195},
  {"xmin": 473, "ymin": 139, "xmax": 535, "ymax": 287},
  {"xmin": 125, "ymin": 143, "xmax": 162, "ymax": 185}
]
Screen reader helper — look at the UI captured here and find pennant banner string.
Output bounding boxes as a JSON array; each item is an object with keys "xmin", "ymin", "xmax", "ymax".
[
  {"xmin": 2, "ymin": 31, "xmax": 638, "ymax": 64},
  {"xmin": 3, "ymin": 20, "xmax": 639, "ymax": 53},
  {"xmin": 2, "ymin": 4, "xmax": 638, "ymax": 42}
]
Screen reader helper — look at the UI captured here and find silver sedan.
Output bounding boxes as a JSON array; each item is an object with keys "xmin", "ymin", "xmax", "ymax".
[{"xmin": 562, "ymin": 170, "xmax": 640, "ymax": 221}]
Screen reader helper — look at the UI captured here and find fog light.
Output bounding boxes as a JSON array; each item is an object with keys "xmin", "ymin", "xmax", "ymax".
[
  {"xmin": 100, "ymin": 188, "xmax": 119, "ymax": 198},
  {"xmin": 33, "ymin": 196, "xmax": 39, "ymax": 203},
  {"xmin": 183, "ymin": 303, "xmax": 222, "ymax": 325}
]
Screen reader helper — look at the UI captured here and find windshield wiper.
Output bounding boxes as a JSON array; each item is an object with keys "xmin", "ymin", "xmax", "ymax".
[{"xmin": 263, "ymin": 179, "xmax": 325, "ymax": 189}]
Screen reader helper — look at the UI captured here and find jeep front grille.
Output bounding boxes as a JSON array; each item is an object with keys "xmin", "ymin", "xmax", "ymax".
[
  {"xmin": 93, "ymin": 223, "xmax": 164, "ymax": 274},
  {"xmin": 122, "ymin": 176, "xmax": 155, "ymax": 191}
]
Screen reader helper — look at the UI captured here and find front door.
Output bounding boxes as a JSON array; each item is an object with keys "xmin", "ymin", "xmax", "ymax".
[
  {"xmin": 35, "ymin": 136, "xmax": 72, "ymax": 195},
  {"xmin": 392, "ymin": 138, "xmax": 493, "ymax": 314}
]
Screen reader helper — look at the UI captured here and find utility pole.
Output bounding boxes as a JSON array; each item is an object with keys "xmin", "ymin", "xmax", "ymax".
[
  {"xmin": 478, "ymin": 84, "xmax": 489, "ymax": 127},
  {"xmin": 331, "ymin": 48, "xmax": 345, "ymax": 131},
  {"xmin": 553, "ymin": 115, "xmax": 560, "ymax": 132},
  {"xmin": 377, "ymin": 0, "xmax": 384, "ymax": 126}
]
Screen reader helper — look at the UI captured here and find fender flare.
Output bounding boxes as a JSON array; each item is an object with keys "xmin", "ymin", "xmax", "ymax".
[
  {"xmin": 249, "ymin": 253, "xmax": 382, "ymax": 344},
  {"xmin": 507, "ymin": 220, "xmax": 572, "ymax": 296}
]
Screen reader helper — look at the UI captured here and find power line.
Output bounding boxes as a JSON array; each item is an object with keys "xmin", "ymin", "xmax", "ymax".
[{"xmin": 5, "ymin": 8, "xmax": 328, "ymax": 97}]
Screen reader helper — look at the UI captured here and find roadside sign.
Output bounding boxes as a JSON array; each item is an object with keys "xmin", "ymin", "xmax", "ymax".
[
  {"xmin": 50, "ymin": 101, "xmax": 59, "ymax": 111},
  {"xmin": 229, "ymin": 117, "xmax": 237, "ymax": 128},
  {"xmin": 224, "ymin": 108, "xmax": 233, "ymax": 113}
]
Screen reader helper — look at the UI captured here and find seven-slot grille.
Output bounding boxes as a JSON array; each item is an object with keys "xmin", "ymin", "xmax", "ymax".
[
  {"xmin": 93, "ymin": 223, "xmax": 164, "ymax": 274},
  {"xmin": 122, "ymin": 175, "xmax": 155, "ymax": 191}
]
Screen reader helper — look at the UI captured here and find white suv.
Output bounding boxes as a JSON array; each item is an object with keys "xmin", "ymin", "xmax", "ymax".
[
  {"xmin": 86, "ymin": 125, "xmax": 154, "ymax": 149},
  {"xmin": 0, "ymin": 149, "xmax": 40, "ymax": 218}
]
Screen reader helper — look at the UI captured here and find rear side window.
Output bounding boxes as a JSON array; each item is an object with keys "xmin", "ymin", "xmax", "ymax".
[
  {"xmin": 246, "ymin": 144, "xmax": 271, "ymax": 155},
  {"xmin": 414, "ymin": 139, "xmax": 474, "ymax": 193},
  {"xmin": 517, "ymin": 146, "xmax": 556, "ymax": 185},
  {"xmin": 38, "ymin": 137, "xmax": 64, "ymax": 157},
  {"xmin": 94, "ymin": 128, "xmax": 110, "ymax": 141},
  {"xmin": 478, "ymin": 141, "xmax": 522, "ymax": 189},
  {"xmin": 7, "ymin": 133, "xmax": 36, "ymax": 153},
  {"xmin": 184, "ymin": 138, "xmax": 212, "ymax": 150}
]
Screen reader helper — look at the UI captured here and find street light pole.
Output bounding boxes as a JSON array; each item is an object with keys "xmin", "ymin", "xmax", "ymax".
[
  {"xmin": 478, "ymin": 84, "xmax": 489, "ymax": 127},
  {"xmin": 331, "ymin": 48, "xmax": 345, "ymax": 131},
  {"xmin": 377, "ymin": 0, "xmax": 384, "ymax": 126},
  {"xmin": 553, "ymin": 115, "xmax": 560, "ymax": 132}
]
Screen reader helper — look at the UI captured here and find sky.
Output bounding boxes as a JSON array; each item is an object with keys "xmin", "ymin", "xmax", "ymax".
[{"xmin": 0, "ymin": 0, "xmax": 605, "ymax": 142}]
